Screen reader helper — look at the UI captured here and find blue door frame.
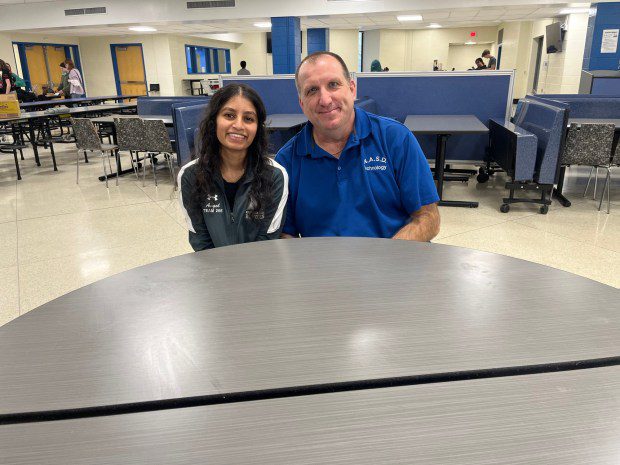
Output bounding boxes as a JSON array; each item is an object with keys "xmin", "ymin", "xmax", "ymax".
[
  {"xmin": 110, "ymin": 43, "xmax": 148, "ymax": 96},
  {"xmin": 12, "ymin": 42, "xmax": 81, "ymax": 92}
]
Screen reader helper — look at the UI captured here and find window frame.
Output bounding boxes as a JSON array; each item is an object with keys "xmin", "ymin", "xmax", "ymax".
[{"xmin": 185, "ymin": 45, "xmax": 231, "ymax": 74}]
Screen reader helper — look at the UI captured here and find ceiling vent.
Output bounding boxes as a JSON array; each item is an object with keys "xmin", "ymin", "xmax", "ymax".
[
  {"xmin": 187, "ymin": 0, "xmax": 235, "ymax": 8},
  {"xmin": 65, "ymin": 7, "xmax": 107, "ymax": 16}
]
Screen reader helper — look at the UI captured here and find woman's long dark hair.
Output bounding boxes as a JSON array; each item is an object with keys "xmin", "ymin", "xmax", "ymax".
[{"xmin": 190, "ymin": 83, "xmax": 272, "ymax": 221}]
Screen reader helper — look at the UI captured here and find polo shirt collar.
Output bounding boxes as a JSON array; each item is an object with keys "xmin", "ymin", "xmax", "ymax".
[{"xmin": 294, "ymin": 107, "xmax": 372, "ymax": 158}]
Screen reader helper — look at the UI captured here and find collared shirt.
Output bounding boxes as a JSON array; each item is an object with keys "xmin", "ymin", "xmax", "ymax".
[{"xmin": 274, "ymin": 107, "xmax": 439, "ymax": 238}]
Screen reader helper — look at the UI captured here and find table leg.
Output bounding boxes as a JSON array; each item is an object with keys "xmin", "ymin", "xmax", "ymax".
[
  {"xmin": 28, "ymin": 123, "xmax": 41, "ymax": 166},
  {"xmin": 552, "ymin": 165, "xmax": 571, "ymax": 207},
  {"xmin": 435, "ymin": 134, "xmax": 479, "ymax": 208}
]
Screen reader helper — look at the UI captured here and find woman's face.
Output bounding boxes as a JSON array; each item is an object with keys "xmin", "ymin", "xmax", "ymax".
[{"xmin": 215, "ymin": 94, "xmax": 258, "ymax": 156}]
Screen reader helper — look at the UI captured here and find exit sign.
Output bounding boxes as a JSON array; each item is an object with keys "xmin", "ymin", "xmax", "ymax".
[{"xmin": 470, "ymin": 31, "xmax": 476, "ymax": 37}]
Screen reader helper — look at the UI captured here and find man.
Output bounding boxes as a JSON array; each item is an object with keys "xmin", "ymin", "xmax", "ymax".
[
  {"xmin": 237, "ymin": 60, "xmax": 251, "ymax": 75},
  {"xmin": 274, "ymin": 51, "xmax": 440, "ymax": 241},
  {"xmin": 482, "ymin": 49, "xmax": 497, "ymax": 70},
  {"xmin": 473, "ymin": 58, "xmax": 487, "ymax": 70}
]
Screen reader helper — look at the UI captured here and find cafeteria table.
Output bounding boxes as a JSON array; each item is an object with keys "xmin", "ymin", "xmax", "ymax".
[
  {"xmin": 1, "ymin": 238, "xmax": 618, "ymax": 423},
  {"xmin": 0, "ymin": 103, "xmax": 137, "ymax": 170},
  {"xmin": 404, "ymin": 114, "xmax": 489, "ymax": 208},
  {"xmin": 2, "ymin": 366, "xmax": 618, "ymax": 464}
]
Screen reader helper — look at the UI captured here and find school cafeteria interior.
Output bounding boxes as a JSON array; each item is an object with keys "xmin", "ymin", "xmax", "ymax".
[{"xmin": 0, "ymin": 0, "xmax": 619, "ymax": 463}]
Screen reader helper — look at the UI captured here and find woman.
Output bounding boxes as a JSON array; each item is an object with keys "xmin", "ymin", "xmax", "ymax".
[
  {"xmin": 370, "ymin": 59, "xmax": 382, "ymax": 72},
  {"xmin": 64, "ymin": 59, "xmax": 85, "ymax": 98},
  {"xmin": 58, "ymin": 62, "xmax": 71, "ymax": 97},
  {"xmin": 0, "ymin": 59, "xmax": 14, "ymax": 95},
  {"xmin": 178, "ymin": 83, "xmax": 288, "ymax": 251}
]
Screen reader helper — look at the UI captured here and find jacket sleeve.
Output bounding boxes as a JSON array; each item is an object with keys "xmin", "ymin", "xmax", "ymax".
[
  {"xmin": 254, "ymin": 162, "xmax": 288, "ymax": 241},
  {"xmin": 178, "ymin": 165, "xmax": 214, "ymax": 251}
]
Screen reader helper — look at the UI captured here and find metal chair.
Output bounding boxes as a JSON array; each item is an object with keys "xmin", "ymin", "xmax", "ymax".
[
  {"xmin": 0, "ymin": 123, "xmax": 27, "ymax": 180},
  {"xmin": 562, "ymin": 123, "xmax": 615, "ymax": 206},
  {"xmin": 114, "ymin": 117, "xmax": 147, "ymax": 180},
  {"xmin": 142, "ymin": 119, "xmax": 177, "ymax": 188},
  {"xmin": 71, "ymin": 118, "xmax": 119, "ymax": 188},
  {"xmin": 597, "ymin": 143, "xmax": 618, "ymax": 214}
]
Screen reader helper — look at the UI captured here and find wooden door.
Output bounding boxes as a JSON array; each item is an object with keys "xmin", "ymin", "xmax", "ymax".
[
  {"xmin": 46, "ymin": 46, "xmax": 68, "ymax": 88},
  {"xmin": 113, "ymin": 45, "xmax": 147, "ymax": 96},
  {"xmin": 24, "ymin": 45, "xmax": 48, "ymax": 94}
]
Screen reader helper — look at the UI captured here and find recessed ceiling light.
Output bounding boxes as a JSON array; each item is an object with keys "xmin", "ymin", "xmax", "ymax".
[
  {"xmin": 559, "ymin": 8, "xmax": 590, "ymax": 15},
  {"xmin": 427, "ymin": 23, "xmax": 442, "ymax": 28},
  {"xmin": 254, "ymin": 22, "xmax": 272, "ymax": 28},
  {"xmin": 397, "ymin": 15, "xmax": 423, "ymax": 22},
  {"xmin": 128, "ymin": 26, "xmax": 157, "ymax": 32}
]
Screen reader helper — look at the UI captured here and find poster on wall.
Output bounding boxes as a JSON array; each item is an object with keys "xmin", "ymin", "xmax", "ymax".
[{"xmin": 601, "ymin": 29, "xmax": 619, "ymax": 53}]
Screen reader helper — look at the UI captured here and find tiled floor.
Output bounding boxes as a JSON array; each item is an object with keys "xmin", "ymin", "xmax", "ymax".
[{"xmin": 0, "ymin": 143, "xmax": 618, "ymax": 327}]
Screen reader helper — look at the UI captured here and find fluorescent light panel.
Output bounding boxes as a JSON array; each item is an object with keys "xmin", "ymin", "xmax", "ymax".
[
  {"xmin": 397, "ymin": 15, "xmax": 423, "ymax": 22},
  {"xmin": 559, "ymin": 8, "xmax": 590, "ymax": 14},
  {"xmin": 254, "ymin": 22, "xmax": 272, "ymax": 28},
  {"xmin": 427, "ymin": 23, "xmax": 442, "ymax": 28},
  {"xmin": 129, "ymin": 26, "xmax": 157, "ymax": 32}
]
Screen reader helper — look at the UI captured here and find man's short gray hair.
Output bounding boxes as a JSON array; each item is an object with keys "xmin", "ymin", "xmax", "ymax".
[{"xmin": 294, "ymin": 51, "xmax": 351, "ymax": 95}]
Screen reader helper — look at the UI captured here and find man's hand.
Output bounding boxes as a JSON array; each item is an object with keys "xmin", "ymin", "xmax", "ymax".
[{"xmin": 392, "ymin": 203, "xmax": 440, "ymax": 242}]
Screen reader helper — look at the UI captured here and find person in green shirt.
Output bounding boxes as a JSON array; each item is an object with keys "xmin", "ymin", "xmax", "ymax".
[{"xmin": 58, "ymin": 62, "xmax": 70, "ymax": 97}]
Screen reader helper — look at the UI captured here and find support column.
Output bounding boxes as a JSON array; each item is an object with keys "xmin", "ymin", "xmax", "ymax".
[
  {"xmin": 583, "ymin": 2, "xmax": 620, "ymax": 70},
  {"xmin": 307, "ymin": 28, "xmax": 329, "ymax": 55},
  {"xmin": 271, "ymin": 17, "xmax": 301, "ymax": 74}
]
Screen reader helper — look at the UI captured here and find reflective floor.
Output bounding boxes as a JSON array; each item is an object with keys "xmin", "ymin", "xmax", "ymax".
[{"xmin": 0, "ymin": 143, "xmax": 618, "ymax": 326}]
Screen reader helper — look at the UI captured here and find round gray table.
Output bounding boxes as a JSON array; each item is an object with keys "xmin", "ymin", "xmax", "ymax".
[
  {"xmin": 2, "ymin": 366, "xmax": 619, "ymax": 464},
  {"xmin": 0, "ymin": 238, "xmax": 618, "ymax": 422}
]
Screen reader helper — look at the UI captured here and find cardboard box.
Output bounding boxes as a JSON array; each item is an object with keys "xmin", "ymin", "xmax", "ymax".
[{"xmin": 0, "ymin": 93, "xmax": 20, "ymax": 119}]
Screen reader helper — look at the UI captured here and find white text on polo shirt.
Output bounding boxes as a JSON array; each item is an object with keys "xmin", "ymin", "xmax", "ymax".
[
  {"xmin": 204, "ymin": 194, "xmax": 223, "ymax": 213},
  {"xmin": 364, "ymin": 156, "xmax": 387, "ymax": 171}
]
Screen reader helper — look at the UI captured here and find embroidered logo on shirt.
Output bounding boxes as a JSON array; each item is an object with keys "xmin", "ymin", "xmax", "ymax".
[{"xmin": 364, "ymin": 155, "xmax": 387, "ymax": 171}]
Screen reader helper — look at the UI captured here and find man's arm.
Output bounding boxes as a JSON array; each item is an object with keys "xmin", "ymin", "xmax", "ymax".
[{"xmin": 392, "ymin": 203, "xmax": 440, "ymax": 242}]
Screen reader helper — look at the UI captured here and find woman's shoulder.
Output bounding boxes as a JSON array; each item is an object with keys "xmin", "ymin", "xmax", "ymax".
[
  {"xmin": 177, "ymin": 159, "xmax": 200, "ymax": 186},
  {"xmin": 265, "ymin": 158, "xmax": 287, "ymax": 182}
]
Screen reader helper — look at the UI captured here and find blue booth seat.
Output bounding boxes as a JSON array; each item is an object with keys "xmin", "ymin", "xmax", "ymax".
[
  {"xmin": 172, "ymin": 102, "xmax": 210, "ymax": 166},
  {"xmin": 137, "ymin": 96, "xmax": 208, "ymax": 118},
  {"xmin": 527, "ymin": 94, "xmax": 620, "ymax": 119},
  {"xmin": 354, "ymin": 97, "xmax": 378, "ymax": 114},
  {"xmin": 486, "ymin": 98, "xmax": 568, "ymax": 213}
]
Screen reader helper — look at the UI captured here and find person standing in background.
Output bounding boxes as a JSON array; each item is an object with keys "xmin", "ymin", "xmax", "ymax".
[
  {"xmin": 64, "ymin": 59, "xmax": 85, "ymax": 98},
  {"xmin": 482, "ymin": 50, "xmax": 497, "ymax": 70},
  {"xmin": 370, "ymin": 59, "xmax": 382, "ymax": 72},
  {"xmin": 58, "ymin": 62, "xmax": 71, "ymax": 97},
  {"xmin": 0, "ymin": 59, "xmax": 14, "ymax": 95},
  {"xmin": 237, "ymin": 61, "xmax": 251, "ymax": 75}
]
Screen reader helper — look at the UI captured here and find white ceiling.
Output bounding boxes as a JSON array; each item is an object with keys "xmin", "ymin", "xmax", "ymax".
[{"xmin": 1, "ymin": 2, "xmax": 593, "ymax": 36}]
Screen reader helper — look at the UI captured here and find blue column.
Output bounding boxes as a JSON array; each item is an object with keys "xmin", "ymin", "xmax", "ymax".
[
  {"xmin": 307, "ymin": 28, "xmax": 329, "ymax": 55},
  {"xmin": 583, "ymin": 3, "xmax": 620, "ymax": 70},
  {"xmin": 271, "ymin": 17, "xmax": 301, "ymax": 74}
]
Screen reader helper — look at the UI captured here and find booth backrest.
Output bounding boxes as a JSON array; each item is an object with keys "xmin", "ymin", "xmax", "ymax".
[
  {"xmin": 172, "ymin": 102, "xmax": 209, "ymax": 166},
  {"xmin": 489, "ymin": 118, "xmax": 538, "ymax": 182},
  {"xmin": 356, "ymin": 71, "xmax": 513, "ymax": 162},
  {"xmin": 514, "ymin": 98, "xmax": 568, "ymax": 184},
  {"xmin": 355, "ymin": 97, "xmax": 377, "ymax": 114},
  {"xmin": 528, "ymin": 94, "xmax": 620, "ymax": 118},
  {"xmin": 220, "ymin": 75, "xmax": 302, "ymax": 114},
  {"xmin": 137, "ymin": 96, "xmax": 208, "ymax": 117}
]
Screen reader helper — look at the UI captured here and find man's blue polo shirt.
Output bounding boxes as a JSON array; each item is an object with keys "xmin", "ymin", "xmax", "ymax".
[{"xmin": 274, "ymin": 107, "xmax": 439, "ymax": 238}]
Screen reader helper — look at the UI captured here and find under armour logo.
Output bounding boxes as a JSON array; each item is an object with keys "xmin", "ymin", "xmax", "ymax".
[{"xmin": 206, "ymin": 194, "xmax": 218, "ymax": 201}]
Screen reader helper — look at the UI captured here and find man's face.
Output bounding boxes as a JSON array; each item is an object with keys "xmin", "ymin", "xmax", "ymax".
[{"xmin": 297, "ymin": 55, "xmax": 356, "ymax": 134}]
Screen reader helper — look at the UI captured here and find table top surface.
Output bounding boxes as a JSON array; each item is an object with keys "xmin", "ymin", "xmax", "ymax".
[
  {"xmin": 404, "ymin": 114, "xmax": 489, "ymax": 134},
  {"xmin": 569, "ymin": 117, "xmax": 620, "ymax": 127},
  {"xmin": 2, "ymin": 366, "xmax": 619, "ymax": 464},
  {"xmin": 91, "ymin": 114, "xmax": 173, "ymax": 125},
  {"xmin": 19, "ymin": 95, "xmax": 142, "ymax": 109},
  {"xmin": 1, "ymin": 103, "xmax": 137, "ymax": 122},
  {"xmin": 0, "ymin": 238, "xmax": 618, "ymax": 418},
  {"xmin": 266, "ymin": 113, "xmax": 308, "ymax": 129}
]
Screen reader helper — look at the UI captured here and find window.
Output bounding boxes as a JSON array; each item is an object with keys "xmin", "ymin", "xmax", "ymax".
[{"xmin": 186, "ymin": 45, "xmax": 231, "ymax": 74}]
